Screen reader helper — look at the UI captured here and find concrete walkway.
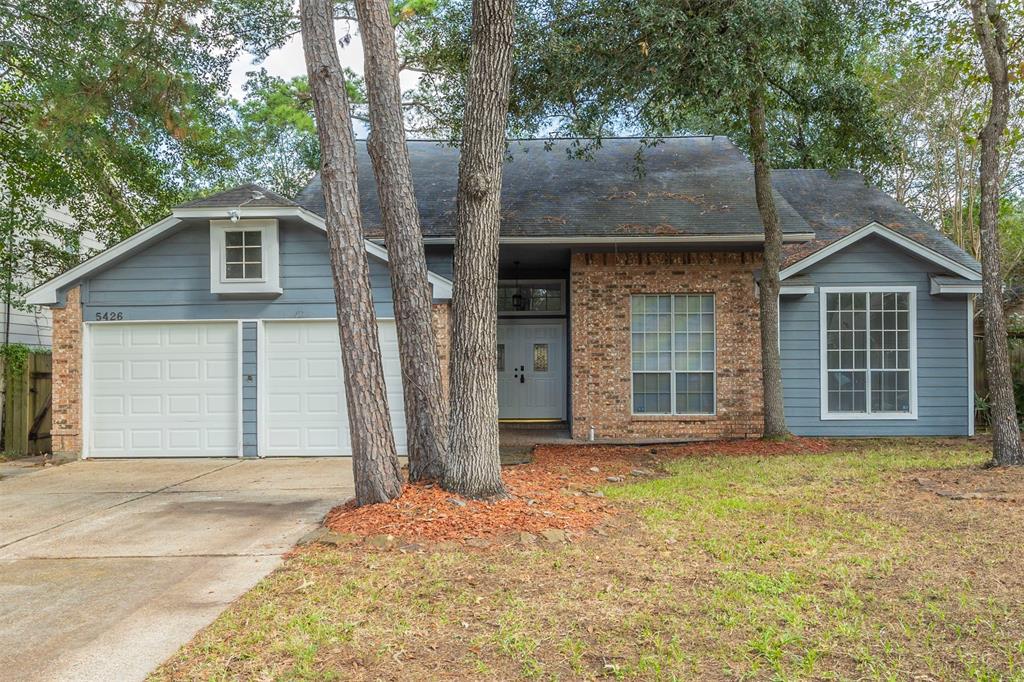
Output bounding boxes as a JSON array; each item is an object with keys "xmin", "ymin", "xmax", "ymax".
[{"xmin": 0, "ymin": 458, "xmax": 354, "ymax": 682}]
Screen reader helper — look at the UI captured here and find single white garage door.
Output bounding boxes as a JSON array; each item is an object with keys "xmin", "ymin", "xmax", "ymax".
[
  {"xmin": 87, "ymin": 322, "xmax": 239, "ymax": 457},
  {"xmin": 263, "ymin": 320, "xmax": 406, "ymax": 456}
]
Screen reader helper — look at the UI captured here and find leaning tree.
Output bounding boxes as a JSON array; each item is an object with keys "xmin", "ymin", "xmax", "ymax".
[{"xmin": 301, "ymin": 0, "xmax": 405, "ymax": 504}]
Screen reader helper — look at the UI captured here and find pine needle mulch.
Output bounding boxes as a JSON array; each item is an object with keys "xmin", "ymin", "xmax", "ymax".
[{"xmin": 323, "ymin": 437, "xmax": 833, "ymax": 544}]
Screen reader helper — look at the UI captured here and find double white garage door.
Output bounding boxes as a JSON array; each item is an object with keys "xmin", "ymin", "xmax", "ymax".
[{"xmin": 86, "ymin": 320, "xmax": 406, "ymax": 458}]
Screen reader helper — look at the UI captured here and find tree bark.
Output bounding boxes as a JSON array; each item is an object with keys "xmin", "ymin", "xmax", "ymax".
[
  {"xmin": 441, "ymin": 0, "xmax": 515, "ymax": 499},
  {"xmin": 354, "ymin": 0, "xmax": 449, "ymax": 482},
  {"xmin": 748, "ymin": 88, "xmax": 791, "ymax": 440},
  {"xmin": 300, "ymin": 0, "xmax": 404, "ymax": 503},
  {"xmin": 969, "ymin": 0, "xmax": 1024, "ymax": 466}
]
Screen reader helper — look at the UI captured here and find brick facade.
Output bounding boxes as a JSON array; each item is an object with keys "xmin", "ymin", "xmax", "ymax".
[
  {"xmin": 431, "ymin": 302, "xmax": 452, "ymax": 402},
  {"xmin": 570, "ymin": 251, "xmax": 764, "ymax": 440},
  {"xmin": 51, "ymin": 286, "xmax": 83, "ymax": 456}
]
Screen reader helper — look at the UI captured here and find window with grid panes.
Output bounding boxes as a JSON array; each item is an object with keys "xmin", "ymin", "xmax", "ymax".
[
  {"xmin": 824, "ymin": 290, "xmax": 914, "ymax": 415},
  {"xmin": 224, "ymin": 230, "xmax": 263, "ymax": 280},
  {"xmin": 631, "ymin": 294, "xmax": 715, "ymax": 415}
]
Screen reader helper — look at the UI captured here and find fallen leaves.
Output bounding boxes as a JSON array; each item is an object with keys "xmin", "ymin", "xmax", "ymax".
[{"xmin": 323, "ymin": 438, "xmax": 833, "ymax": 545}]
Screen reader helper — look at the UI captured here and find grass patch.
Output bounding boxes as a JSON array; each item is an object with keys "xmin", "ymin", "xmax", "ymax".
[{"xmin": 152, "ymin": 439, "xmax": 1024, "ymax": 681}]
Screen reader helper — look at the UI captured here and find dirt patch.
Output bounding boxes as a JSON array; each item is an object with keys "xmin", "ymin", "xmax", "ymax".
[
  {"xmin": 323, "ymin": 437, "xmax": 833, "ymax": 545},
  {"xmin": 911, "ymin": 464, "xmax": 1024, "ymax": 503}
]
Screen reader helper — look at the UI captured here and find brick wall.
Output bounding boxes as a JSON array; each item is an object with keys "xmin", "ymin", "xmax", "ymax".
[
  {"xmin": 51, "ymin": 286, "xmax": 82, "ymax": 456},
  {"xmin": 570, "ymin": 251, "xmax": 764, "ymax": 440},
  {"xmin": 431, "ymin": 302, "xmax": 452, "ymax": 403}
]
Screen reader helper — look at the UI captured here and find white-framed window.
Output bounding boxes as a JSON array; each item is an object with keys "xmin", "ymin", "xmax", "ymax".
[
  {"xmin": 224, "ymin": 229, "xmax": 263, "ymax": 280},
  {"xmin": 631, "ymin": 294, "xmax": 716, "ymax": 415},
  {"xmin": 819, "ymin": 286, "xmax": 917, "ymax": 420},
  {"xmin": 209, "ymin": 219, "xmax": 281, "ymax": 295},
  {"xmin": 497, "ymin": 280, "xmax": 565, "ymax": 315}
]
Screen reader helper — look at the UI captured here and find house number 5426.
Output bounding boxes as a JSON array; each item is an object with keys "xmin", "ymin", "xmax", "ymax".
[{"xmin": 95, "ymin": 311, "xmax": 124, "ymax": 321}]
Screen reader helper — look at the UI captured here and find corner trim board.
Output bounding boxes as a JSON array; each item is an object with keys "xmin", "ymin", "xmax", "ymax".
[{"xmin": 967, "ymin": 296, "xmax": 975, "ymax": 437}]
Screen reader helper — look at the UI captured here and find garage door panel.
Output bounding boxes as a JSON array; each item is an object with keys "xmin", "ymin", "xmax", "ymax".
[
  {"xmin": 306, "ymin": 358, "xmax": 340, "ymax": 380},
  {"xmin": 87, "ymin": 322, "xmax": 239, "ymax": 458},
  {"xmin": 129, "ymin": 326, "xmax": 162, "ymax": 346},
  {"xmin": 129, "ymin": 361, "xmax": 162, "ymax": 381},
  {"xmin": 93, "ymin": 396, "xmax": 124, "ymax": 416},
  {"xmin": 263, "ymin": 320, "xmax": 406, "ymax": 457},
  {"xmin": 129, "ymin": 395, "xmax": 161, "ymax": 415}
]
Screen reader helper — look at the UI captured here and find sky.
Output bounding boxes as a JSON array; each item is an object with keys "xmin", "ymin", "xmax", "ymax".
[{"xmin": 228, "ymin": 19, "xmax": 422, "ymax": 137}]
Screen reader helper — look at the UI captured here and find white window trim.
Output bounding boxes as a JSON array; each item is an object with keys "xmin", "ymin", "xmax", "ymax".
[
  {"xmin": 209, "ymin": 219, "xmax": 282, "ymax": 295},
  {"xmin": 630, "ymin": 294, "xmax": 717, "ymax": 417},
  {"xmin": 497, "ymin": 279, "xmax": 566, "ymax": 316},
  {"xmin": 818, "ymin": 286, "xmax": 918, "ymax": 421}
]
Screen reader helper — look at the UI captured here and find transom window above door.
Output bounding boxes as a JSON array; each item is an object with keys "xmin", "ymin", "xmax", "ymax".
[
  {"xmin": 497, "ymin": 280, "xmax": 565, "ymax": 315},
  {"xmin": 820, "ymin": 288, "xmax": 917, "ymax": 419},
  {"xmin": 631, "ymin": 294, "xmax": 716, "ymax": 415}
]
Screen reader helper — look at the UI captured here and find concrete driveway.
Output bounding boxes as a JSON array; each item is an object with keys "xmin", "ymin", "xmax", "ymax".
[{"xmin": 0, "ymin": 458, "xmax": 354, "ymax": 682}]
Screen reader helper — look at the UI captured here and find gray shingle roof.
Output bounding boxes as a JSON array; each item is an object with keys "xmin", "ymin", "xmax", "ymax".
[
  {"xmin": 176, "ymin": 183, "xmax": 297, "ymax": 209},
  {"xmin": 773, "ymin": 169, "xmax": 980, "ymax": 274},
  {"xmin": 295, "ymin": 137, "xmax": 812, "ymax": 239}
]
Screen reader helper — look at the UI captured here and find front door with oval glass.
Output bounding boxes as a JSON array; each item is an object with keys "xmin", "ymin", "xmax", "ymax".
[{"xmin": 497, "ymin": 321, "xmax": 566, "ymax": 420}]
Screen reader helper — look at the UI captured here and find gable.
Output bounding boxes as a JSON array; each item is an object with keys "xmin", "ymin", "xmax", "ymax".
[
  {"xmin": 80, "ymin": 220, "xmax": 405, "ymax": 319},
  {"xmin": 779, "ymin": 223, "xmax": 980, "ymax": 282},
  {"xmin": 26, "ymin": 201, "xmax": 452, "ymax": 306}
]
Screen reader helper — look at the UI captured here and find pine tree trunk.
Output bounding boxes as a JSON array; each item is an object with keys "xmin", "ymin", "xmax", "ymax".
[
  {"xmin": 442, "ymin": 0, "xmax": 515, "ymax": 499},
  {"xmin": 300, "ymin": 0, "xmax": 404, "ymax": 503},
  {"xmin": 969, "ymin": 0, "xmax": 1024, "ymax": 466},
  {"xmin": 748, "ymin": 89, "xmax": 791, "ymax": 440},
  {"xmin": 354, "ymin": 0, "xmax": 449, "ymax": 482}
]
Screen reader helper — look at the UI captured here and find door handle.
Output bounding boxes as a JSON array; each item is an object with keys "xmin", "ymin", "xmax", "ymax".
[{"xmin": 520, "ymin": 374, "xmax": 525, "ymax": 384}]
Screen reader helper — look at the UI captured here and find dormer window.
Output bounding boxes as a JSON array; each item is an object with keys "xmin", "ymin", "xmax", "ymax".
[
  {"xmin": 210, "ymin": 219, "xmax": 281, "ymax": 295},
  {"xmin": 225, "ymin": 230, "xmax": 263, "ymax": 280}
]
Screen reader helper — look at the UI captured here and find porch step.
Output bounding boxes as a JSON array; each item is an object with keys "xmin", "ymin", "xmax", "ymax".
[{"xmin": 498, "ymin": 420, "xmax": 567, "ymax": 430}]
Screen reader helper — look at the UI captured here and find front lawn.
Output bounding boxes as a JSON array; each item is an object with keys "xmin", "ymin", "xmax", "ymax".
[{"xmin": 152, "ymin": 439, "xmax": 1024, "ymax": 681}]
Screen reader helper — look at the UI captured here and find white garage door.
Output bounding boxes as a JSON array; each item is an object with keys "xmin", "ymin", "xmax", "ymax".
[
  {"xmin": 263, "ymin": 320, "xmax": 406, "ymax": 456},
  {"xmin": 87, "ymin": 322, "xmax": 239, "ymax": 457}
]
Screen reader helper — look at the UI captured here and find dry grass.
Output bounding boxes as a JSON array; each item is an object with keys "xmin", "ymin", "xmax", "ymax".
[{"xmin": 151, "ymin": 438, "xmax": 1024, "ymax": 681}]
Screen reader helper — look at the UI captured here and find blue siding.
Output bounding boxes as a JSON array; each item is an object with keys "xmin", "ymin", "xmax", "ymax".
[
  {"xmin": 241, "ymin": 321, "xmax": 258, "ymax": 456},
  {"xmin": 81, "ymin": 219, "xmax": 397, "ymax": 320},
  {"xmin": 425, "ymin": 247, "xmax": 454, "ymax": 280},
  {"xmin": 781, "ymin": 235, "xmax": 971, "ymax": 436}
]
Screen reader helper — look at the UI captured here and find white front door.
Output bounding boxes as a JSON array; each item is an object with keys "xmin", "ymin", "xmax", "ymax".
[
  {"xmin": 262, "ymin": 320, "xmax": 407, "ymax": 456},
  {"xmin": 86, "ymin": 322, "xmax": 239, "ymax": 457},
  {"xmin": 497, "ymin": 320, "xmax": 566, "ymax": 419}
]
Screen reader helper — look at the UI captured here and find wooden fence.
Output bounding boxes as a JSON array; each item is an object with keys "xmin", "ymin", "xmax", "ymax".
[
  {"xmin": 1, "ymin": 352, "xmax": 52, "ymax": 456},
  {"xmin": 974, "ymin": 336, "xmax": 1024, "ymax": 397}
]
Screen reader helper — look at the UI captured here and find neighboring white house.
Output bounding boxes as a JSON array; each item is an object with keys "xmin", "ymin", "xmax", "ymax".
[{"xmin": 1, "ymin": 206, "xmax": 103, "ymax": 347}]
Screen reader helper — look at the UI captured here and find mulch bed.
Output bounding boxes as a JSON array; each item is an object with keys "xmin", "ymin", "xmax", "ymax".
[{"xmin": 323, "ymin": 437, "xmax": 833, "ymax": 545}]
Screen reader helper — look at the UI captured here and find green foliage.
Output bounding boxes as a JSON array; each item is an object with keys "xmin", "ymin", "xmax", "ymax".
[
  {"xmin": 0, "ymin": 0, "xmax": 295, "ymax": 312},
  {"xmin": 219, "ymin": 72, "xmax": 322, "ymax": 198},
  {"xmin": 863, "ymin": 0, "xmax": 1024, "ymax": 271},
  {"xmin": 406, "ymin": 0, "xmax": 893, "ymax": 174},
  {"xmin": 0, "ymin": 343, "xmax": 32, "ymax": 379}
]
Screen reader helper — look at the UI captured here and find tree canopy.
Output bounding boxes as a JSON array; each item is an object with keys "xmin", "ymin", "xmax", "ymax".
[{"xmin": 0, "ymin": 0, "xmax": 294, "ymax": 323}]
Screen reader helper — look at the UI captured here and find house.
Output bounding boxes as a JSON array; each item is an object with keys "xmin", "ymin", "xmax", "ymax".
[
  {"xmin": 25, "ymin": 137, "xmax": 981, "ymax": 459},
  {"xmin": 2, "ymin": 206, "xmax": 103, "ymax": 347}
]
